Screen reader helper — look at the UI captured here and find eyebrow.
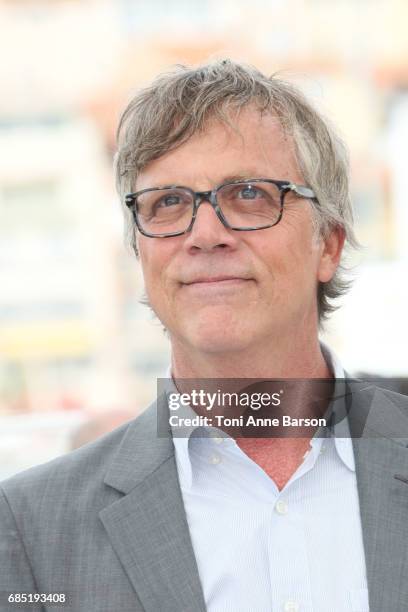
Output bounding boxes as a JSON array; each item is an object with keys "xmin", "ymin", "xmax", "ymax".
[
  {"xmin": 151, "ymin": 173, "xmax": 267, "ymax": 191},
  {"xmin": 219, "ymin": 173, "xmax": 265, "ymax": 183}
]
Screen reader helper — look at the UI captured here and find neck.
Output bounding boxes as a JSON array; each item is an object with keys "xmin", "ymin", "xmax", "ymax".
[
  {"xmin": 170, "ymin": 332, "xmax": 335, "ymax": 479},
  {"xmin": 170, "ymin": 333, "xmax": 331, "ymax": 380}
]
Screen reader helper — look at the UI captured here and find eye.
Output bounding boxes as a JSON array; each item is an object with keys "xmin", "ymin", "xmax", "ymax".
[
  {"xmin": 156, "ymin": 194, "xmax": 182, "ymax": 208},
  {"xmin": 237, "ymin": 185, "xmax": 263, "ymax": 199}
]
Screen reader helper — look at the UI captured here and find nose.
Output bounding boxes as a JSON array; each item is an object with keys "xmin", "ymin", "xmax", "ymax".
[{"xmin": 183, "ymin": 200, "xmax": 239, "ymax": 252}]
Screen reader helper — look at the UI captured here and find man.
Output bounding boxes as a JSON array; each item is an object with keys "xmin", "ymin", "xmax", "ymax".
[{"xmin": 1, "ymin": 59, "xmax": 408, "ymax": 612}]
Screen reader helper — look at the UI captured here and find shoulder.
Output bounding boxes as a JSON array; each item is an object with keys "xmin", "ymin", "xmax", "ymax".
[
  {"xmin": 0, "ymin": 397, "xmax": 167, "ymax": 518},
  {"xmin": 0, "ymin": 412, "xmax": 137, "ymax": 515},
  {"xmin": 381, "ymin": 386, "xmax": 408, "ymax": 407},
  {"xmin": 361, "ymin": 383, "xmax": 408, "ymax": 411},
  {"xmin": 347, "ymin": 380, "xmax": 408, "ymax": 439},
  {"xmin": 346, "ymin": 377, "xmax": 408, "ymax": 409},
  {"xmin": 373, "ymin": 385, "xmax": 408, "ymax": 422}
]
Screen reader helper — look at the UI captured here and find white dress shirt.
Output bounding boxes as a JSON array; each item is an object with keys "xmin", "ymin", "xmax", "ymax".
[{"xmin": 168, "ymin": 344, "xmax": 369, "ymax": 612}]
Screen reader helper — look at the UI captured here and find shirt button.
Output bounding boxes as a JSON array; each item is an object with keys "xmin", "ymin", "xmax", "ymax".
[
  {"xmin": 212, "ymin": 436, "xmax": 224, "ymax": 445},
  {"xmin": 320, "ymin": 445, "xmax": 326, "ymax": 454},
  {"xmin": 209, "ymin": 453, "xmax": 222, "ymax": 465},
  {"xmin": 275, "ymin": 500, "xmax": 288, "ymax": 515},
  {"xmin": 283, "ymin": 600, "xmax": 300, "ymax": 611}
]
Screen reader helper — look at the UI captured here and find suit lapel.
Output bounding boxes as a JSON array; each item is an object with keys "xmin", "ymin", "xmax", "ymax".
[
  {"xmin": 350, "ymin": 386, "xmax": 408, "ymax": 611},
  {"xmin": 99, "ymin": 395, "xmax": 207, "ymax": 612}
]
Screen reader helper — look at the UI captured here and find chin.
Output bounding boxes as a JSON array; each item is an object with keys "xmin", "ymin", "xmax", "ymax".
[{"xmin": 182, "ymin": 317, "xmax": 255, "ymax": 355}]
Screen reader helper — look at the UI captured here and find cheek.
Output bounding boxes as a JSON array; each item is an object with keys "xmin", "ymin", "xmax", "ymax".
[
  {"xmin": 138, "ymin": 240, "xmax": 177, "ymax": 304},
  {"xmin": 138, "ymin": 242, "xmax": 162, "ymax": 294},
  {"xmin": 256, "ymin": 235, "xmax": 320, "ymax": 295}
]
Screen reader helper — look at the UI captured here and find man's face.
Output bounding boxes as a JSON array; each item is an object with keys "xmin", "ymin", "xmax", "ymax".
[{"xmin": 135, "ymin": 107, "xmax": 342, "ymax": 356}]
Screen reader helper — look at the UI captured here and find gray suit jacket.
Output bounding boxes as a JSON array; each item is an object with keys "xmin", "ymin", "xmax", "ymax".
[{"xmin": 1, "ymin": 384, "xmax": 408, "ymax": 611}]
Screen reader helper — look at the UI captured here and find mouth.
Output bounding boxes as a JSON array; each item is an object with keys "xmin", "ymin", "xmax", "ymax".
[
  {"xmin": 184, "ymin": 275, "xmax": 249, "ymax": 283},
  {"xmin": 182, "ymin": 277, "xmax": 253, "ymax": 290}
]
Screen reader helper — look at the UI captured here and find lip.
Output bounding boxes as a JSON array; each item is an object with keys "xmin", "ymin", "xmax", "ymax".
[
  {"xmin": 182, "ymin": 277, "xmax": 252, "ymax": 291},
  {"xmin": 183, "ymin": 276, "xmax": 250, "ymax": 285}
]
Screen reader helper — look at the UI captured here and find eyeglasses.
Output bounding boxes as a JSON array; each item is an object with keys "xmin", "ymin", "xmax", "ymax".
[{"xmin": 124, "ymin": 178, "xmax": 316, "ymax": 238}]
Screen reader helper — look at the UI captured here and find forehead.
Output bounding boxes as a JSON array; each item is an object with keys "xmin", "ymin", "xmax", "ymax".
[{"xmin": 135, "ymin": 106, "xmax": 303, "ymax": 190}]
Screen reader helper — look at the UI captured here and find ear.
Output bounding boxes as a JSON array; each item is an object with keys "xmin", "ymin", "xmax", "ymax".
[{"xmin": 317, "ymin": 226, "xmax": 346, "ymax": 283}]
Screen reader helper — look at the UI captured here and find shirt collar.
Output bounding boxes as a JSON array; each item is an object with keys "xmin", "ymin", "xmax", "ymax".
[{"xmin": 320, "ymin": 341, "xmax": 355, "ymax": 471}]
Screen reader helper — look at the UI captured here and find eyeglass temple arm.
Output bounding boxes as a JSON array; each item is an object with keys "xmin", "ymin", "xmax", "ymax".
[{"xmin": 287, "ymin": 183, "xmax": 316, "ymax": 199}]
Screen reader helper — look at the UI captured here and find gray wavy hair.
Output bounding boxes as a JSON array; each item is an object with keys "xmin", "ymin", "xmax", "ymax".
[{"xmin": 114, "ymin": 58, "xmax": 359, "ymax": 323}]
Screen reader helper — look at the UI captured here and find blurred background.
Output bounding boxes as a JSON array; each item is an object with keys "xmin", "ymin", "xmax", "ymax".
[{"xmin": 1, "ymin": 0, "xmax": 407, "ymax": 478}]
